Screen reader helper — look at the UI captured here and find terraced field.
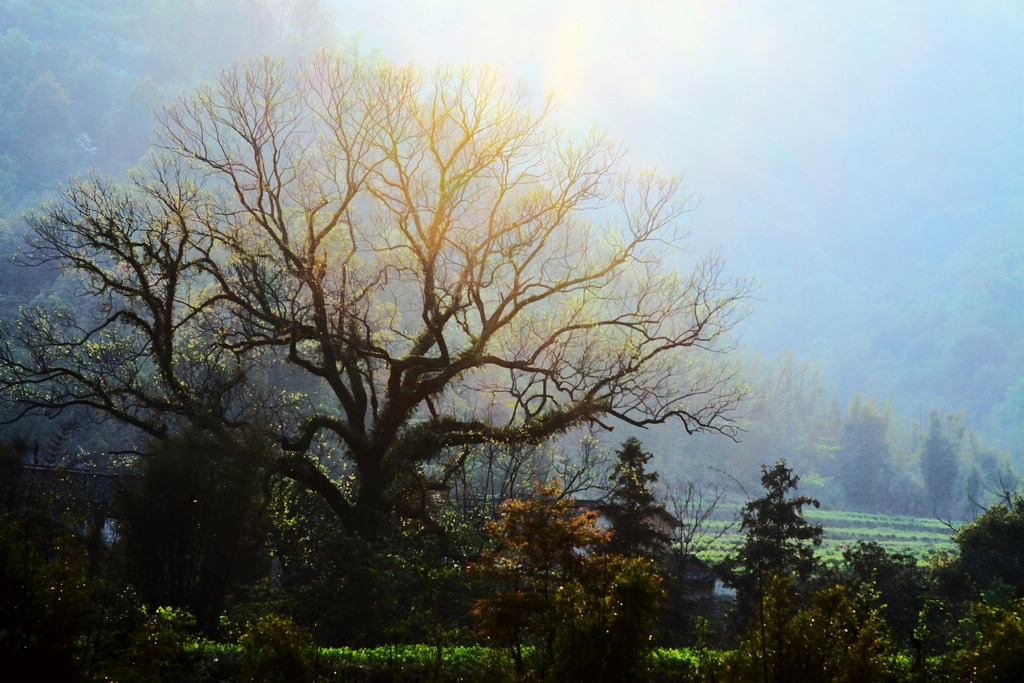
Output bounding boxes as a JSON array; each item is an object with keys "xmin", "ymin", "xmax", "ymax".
[{"xmin": 696, "ymin": 508, "xmax": 957, "ymax": 566}]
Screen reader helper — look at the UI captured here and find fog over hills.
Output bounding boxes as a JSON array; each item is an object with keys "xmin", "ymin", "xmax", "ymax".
[{"xmin": 338, "ymin": 0, "xmax": 1024, "ymax": 463}]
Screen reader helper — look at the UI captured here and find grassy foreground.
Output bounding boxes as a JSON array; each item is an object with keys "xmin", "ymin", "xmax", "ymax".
[{"xmin": 166, "ymin": 640, "xmax": 999, "ymax": 683}]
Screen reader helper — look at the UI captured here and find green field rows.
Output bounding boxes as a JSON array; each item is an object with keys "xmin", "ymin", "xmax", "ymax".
[{"xmin": 694, "ymin": 508, "xmax": 956, "ymax": 565}]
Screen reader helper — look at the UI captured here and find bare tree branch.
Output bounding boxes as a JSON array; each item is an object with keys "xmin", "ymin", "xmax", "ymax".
[{"xmin": 2, "ymin": 52, "xmax": 753, "ymax": 540}]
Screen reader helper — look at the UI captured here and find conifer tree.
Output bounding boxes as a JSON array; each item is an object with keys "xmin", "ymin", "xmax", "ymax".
[
  {"xmin": 720, "ymin": 459, "xmax": 822, "ymax": 623},
  {"xmin": 922, "ymin": 410, "xmax": 961, "ymax": 516},
  {"xmin": 604, "ymin": 437, "xmax": 670, "ymax": 557}
]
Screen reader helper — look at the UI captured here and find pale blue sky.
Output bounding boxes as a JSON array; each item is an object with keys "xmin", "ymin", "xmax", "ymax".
[{"xmin": 332, "ymin": 0, "xmax": 1023, "ymax": 386}]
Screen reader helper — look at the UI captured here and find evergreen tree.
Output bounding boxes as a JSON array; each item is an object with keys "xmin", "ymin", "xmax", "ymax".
[
  {"xmin": 604, "ymin": 437, "xmax": 670, "ymax": 557},
  {"xmin": 720, "ymin": 459, "xmax": 823, "ymax": 623},
  {"xmin": 838, "ymin": 396, "xmax": 893, "ymax": 511},
  {"xmin": 922, "ymin": 410, "xmax": 961, "ymax": 516}
]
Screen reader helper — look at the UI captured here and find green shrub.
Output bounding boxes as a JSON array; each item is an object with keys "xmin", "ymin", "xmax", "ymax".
[
  {"xmin": 649, "ymin": 648, "xmax": 701, "ymax": 680},
  {"xmin": 317, "ymin": 644, "xmax": 511, "ymax": 682},
  {"xmin": 723, "ymin": 576, "xmax": 894, "ymax": 683},
  {"xmin": 934, "ymin": 598, "xmax": 1024, "ymax": 683},
  {"xmin": 239, "ymin": 613, "xmax": 314, "ymax": 683},
  {"xmin": 102, "ymin": 606, "xmax": 207, "ymax": 683},
  {"xmin": 469, "ymin": 482, "xmax": 663, "ymax": 681}
]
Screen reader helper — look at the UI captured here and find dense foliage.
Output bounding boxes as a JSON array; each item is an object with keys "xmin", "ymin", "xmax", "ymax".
[
  {"xmin": 724, "ymin": 577, "xmax": 895, "ymax": 683},
  {"xmin": 469, "ymin": 482, "xmax": 663, "ymax": 681},
  {"xmin": 952, "ymin": 492, "xmax": 1024, "ymax": 598},
  {"xmin": 118, "ymin": 430, "xmax": 268, "ymax": 632},
  {"xmin": 2, "ymin": 438, "xmax": 1023, "ymax": 681}
]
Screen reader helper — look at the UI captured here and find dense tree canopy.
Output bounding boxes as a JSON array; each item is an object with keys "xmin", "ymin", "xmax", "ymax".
[
  {"xmin": 0, "ymin": 52, "xmax": 751, "ymax": 539},
  {"xmin": 954, "ymin": 493, "xmax": 1024, "ymax": 598},
  {"xmin": 469, "ymin": 482, "xmax": 662, "ymax": 681}
]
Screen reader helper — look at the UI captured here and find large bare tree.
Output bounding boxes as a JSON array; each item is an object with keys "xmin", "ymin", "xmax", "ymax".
[{"xmin": 1, "ymin": 53, "xmax": 752, "ymax": 539}]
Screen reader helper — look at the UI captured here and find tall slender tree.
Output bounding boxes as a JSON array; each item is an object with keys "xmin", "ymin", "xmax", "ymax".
[
  {"xmin": 838, "ymin": 396, "xmax": 893, "ymax": 511},
  {"xmin": 922, "ymin": 410, "xmax": 961, "ymax": 517}
]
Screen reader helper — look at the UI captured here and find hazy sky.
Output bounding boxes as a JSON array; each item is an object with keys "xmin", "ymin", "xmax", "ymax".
[{"xmin": 334, "ymin": 0, "xmax": 1023, "ymax": 355}]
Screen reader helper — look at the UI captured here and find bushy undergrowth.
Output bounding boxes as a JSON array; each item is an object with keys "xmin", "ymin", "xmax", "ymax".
[
  {"xmin": 3, "ymin": 451, "xmax": 1019, "ymax": 682},
  {"xmin": 238, "ymin": 614, "xmax": 315, "ymax": 683},
  {"xmin": 69, "ymin": 628, "xmax": 1024, "ymax": 683},
  {"xmin": 318, "ymin": 644, "xmax": 511, "ymax": 681}
]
